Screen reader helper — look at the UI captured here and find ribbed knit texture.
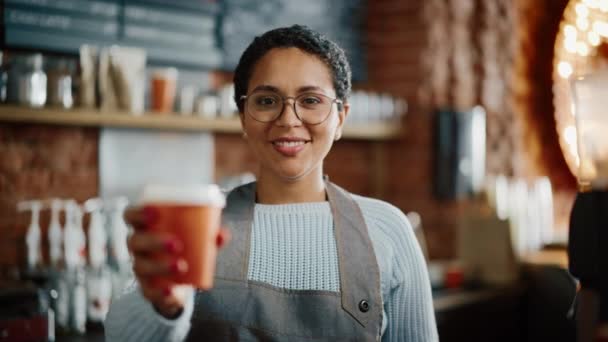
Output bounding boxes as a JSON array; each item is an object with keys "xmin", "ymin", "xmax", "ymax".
[
  {"xmin": 105, "ymin": 195, "xmax": 438, "ymax": 342},
  {"xmin": 248, "ymin": 202, "xmax": 340, "ymax": 291}
]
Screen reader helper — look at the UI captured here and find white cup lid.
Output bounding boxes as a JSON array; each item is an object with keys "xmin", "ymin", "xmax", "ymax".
[
  {"xmin": 152, "ymin": 67, "xmax": 178, "ymax": 79},
  {"xmin": 140, "ymin": 184, "xmax": 225, "ymax": 207}
]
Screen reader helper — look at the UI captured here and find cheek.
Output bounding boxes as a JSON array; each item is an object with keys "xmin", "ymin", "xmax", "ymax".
[
  {"xmin": 310, "ymin": 126, "xmax": 336, "ymax": 155},
  {"xmin": 313, "ymin": 115, "xmax": 339, "ymax": 142}
]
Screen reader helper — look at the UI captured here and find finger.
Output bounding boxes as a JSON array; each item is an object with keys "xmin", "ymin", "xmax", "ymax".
[
  {"xmin": 216, "ymin": 228, "xmax": 231, "ymax": 249},
  {"xmin": 124, "ymin": 207, "xmax": 146, "ymax": 231},
  {"xmin": 141, "ymin": 283, "xmax": 190, "ymax": 317},
  {"xmin": 128, "ymin": 232, "xmax": 182, "ymax": 255},
  {"xmin": 133, "ymin": 257, "xmax": 188, "ymax": 278},
  {"xmin": 159, "ymin": 284, "xmax": 193, "ymax": 308},
  {"xmin": 139, "ymin": 281, "xmax": 167, "ymax": 304}
]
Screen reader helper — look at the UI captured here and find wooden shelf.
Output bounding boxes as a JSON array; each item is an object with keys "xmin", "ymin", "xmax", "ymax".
[
  {"xmin": 0, "ymin": 105, "xmax": 241, "ymax": 133},
  {"xmin": 0, "ymin": 105, "xmax": 402, "ymax": 140}
]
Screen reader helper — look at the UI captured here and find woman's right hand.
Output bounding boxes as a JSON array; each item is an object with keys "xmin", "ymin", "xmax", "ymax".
[{"xmin": 125, "ymin": 207, "xmax": 230, "ymax": 319}]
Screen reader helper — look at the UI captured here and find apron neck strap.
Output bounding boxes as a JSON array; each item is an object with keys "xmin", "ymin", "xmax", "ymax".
[{"xmin": 326, "ymin": 181, "xmax": 383, "ymax": 328}]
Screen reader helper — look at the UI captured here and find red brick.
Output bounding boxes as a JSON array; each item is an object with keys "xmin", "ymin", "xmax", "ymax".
[
  {"xmin": 50, "ymin": 168, "xmax": 97, "ymax": 200},
  {"xmin": 0, "ymin": 144, "xmax": 32, "ymax": 173},
  {"xmin": 10, "ymin": 169, "xmax": 52, "ymax": 198}
]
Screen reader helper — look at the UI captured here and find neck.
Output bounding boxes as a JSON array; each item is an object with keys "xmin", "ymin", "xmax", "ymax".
[{"xmin": 256, "ymin": 168, "xmax": 326, "ymax": 204}]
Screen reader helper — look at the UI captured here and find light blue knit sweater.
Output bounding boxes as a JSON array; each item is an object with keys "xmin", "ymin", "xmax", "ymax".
[{"xmin": 105, "ymin": 195, "xmax": 438, "ymax": 341}]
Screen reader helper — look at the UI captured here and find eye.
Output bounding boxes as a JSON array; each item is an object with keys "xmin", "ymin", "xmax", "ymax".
[
  {"xmin": 298, "ymin": 94, "xmax": 324, "ymax": 107},
  {"xmin": 302, "ymin": 97, "xmax": 321, "ymax": 104},
  {"xmin": 255, "ymin": 96, "xmax": 279, "ymax": 106}
]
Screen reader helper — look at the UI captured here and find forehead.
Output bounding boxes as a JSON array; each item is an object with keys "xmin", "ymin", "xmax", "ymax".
[{"xmin": 248, "ymin": 47, "xmax": 334, "ymax": 94}]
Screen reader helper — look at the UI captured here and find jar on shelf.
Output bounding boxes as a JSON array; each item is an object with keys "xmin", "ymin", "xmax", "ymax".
[
  {"xmin": 8, "ymin": 53, "xmax": 47, "ymax": 108},
  {"xmin": 47, "ymin": 58, "xmax": 75, "ymax": 109}
]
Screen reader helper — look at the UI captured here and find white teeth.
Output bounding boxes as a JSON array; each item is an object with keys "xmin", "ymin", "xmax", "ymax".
[{"xmin": 274, "ymin": 141, "xmax": 305, "ymax": 147}]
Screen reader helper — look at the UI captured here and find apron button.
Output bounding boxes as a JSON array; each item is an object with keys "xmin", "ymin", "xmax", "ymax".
[{"xmin": 358, "ymin": 300, "xmax": 370, "ymax": 312}]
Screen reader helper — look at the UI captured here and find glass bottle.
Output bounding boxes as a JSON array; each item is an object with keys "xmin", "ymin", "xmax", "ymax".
[{"xmin": 16, "ymin": 54, "xmax": 47, "ymax": 107}]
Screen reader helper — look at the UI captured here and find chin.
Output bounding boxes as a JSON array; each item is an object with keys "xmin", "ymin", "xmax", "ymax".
[{"xmin": 272, "ymin": 164, "xmax": 314, "ymax": 182}]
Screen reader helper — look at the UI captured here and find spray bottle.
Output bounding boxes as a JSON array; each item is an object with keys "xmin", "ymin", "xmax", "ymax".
[
  {"xmin": 84, "ymin": 198, "xmax": 112, "ymax": 326},
  {"xmin": 105, "ymin": 197, "xmax": 132, "ymax": 298},
  {"xmin": 47, "ymin": 199, "xmax": 63, "ymax": 268},
  {"xmin": 17, "ymin": 200, "xmax": 43, "ymax": 270},
  {"xmin": 40, "ymin": 198, "xmax": 67, "ymax": 336},
  {"xmin": 64, "ymin": 200, "xmax": 86, "ymax": 269},
  {"xmin": 63, "ymin": 200, "xmax": 87, "ymax": 334}
]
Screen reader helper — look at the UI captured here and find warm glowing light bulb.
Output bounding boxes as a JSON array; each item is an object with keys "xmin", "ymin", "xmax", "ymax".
[
  {"xmin": 565, "ymin": 125, "xmax": 578, "ymax": 145},
  {"xmin": 588, "ymin": 31, "xmax": 601, "ymax": 45},
  {"xmin": 558, "ymin": 61, "xmax": 574, "ymax": 78},
  {"xmin": 593, "ymin": 21, "xmax": 603, "ymax": 33},
  {"xmin": 565, "ymin": 38, "xmax": 578, "ymax": 53},
  {"xmin": 571, "ymin": 102, "xmax": 577, "ymax": 117},
  {"xmin": 565, "ymin": 24, "xmax": 578, "ymax": 38},
  {"xmin": 577, "ymin": 17, "xmax": 590, "ymax": 31},
  {"xmin": 594, "ymin": 21, "xmax": 608, "ymax": 37},
  {"xmin": 577, "ymin": 41, "xmax": 590, "ymax": 55},
  {"xmin": 576, "ymin": 3, "xmax": 590, "ymax": 16}
]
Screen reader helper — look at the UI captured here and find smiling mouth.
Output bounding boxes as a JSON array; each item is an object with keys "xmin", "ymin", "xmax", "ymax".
[
  {"xmin": 272, "ymin": 141, "xmax": 307, "ymax": 147},
  {"xmin": 270, "ymin": 138, "xmax": 310, "ymax": 156}
]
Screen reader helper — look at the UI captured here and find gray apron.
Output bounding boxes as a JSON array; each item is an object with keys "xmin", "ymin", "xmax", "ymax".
[{"xmin": 186, "ymin": 181, "xmax": 382, "ymax": 341}]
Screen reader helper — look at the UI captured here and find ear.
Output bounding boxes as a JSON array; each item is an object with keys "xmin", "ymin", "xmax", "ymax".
[{"xmin": 334, "ymin": 102, "xmax": 350, "ymax": 141}]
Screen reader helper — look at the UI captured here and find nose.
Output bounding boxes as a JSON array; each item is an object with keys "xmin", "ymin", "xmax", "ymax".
[{"xmin": 275, "ymin": 98, "xmax": 302, "ymax": 127}]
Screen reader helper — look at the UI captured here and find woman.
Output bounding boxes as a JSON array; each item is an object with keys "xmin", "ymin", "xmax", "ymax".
[{"xmin": 105, "ymin": 25, "xmax": 437, "ymax": 341}]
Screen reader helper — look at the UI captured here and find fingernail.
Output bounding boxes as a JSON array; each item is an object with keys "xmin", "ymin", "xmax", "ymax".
[
  {"xmin": 164, "ymin": 239, "xmax": 182, "ymax": 253},
  {"xmin": 216, "ymin": 233, "xmax": 224, "ymax": 247},
  {"xmin": 143, "ymin": 206, "xmax": 159, "ymax": 225},
  {"xmin": 171, "ymin": 259, "xmax": 188, "ymax": 274}
]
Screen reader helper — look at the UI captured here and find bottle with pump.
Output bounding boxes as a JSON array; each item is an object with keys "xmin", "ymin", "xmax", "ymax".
[
  {"xmin": 51, "ymin": 200, "xmax": 69, "ymax": 333},
  {"xmin": 64, "ymin": 200, "xmax": 86, "ymax": 269},
  {"xmin": 43, "ymin": 198, "xmax": 69, "ymax": 335},
  {"xmin": 63, "ymin": 200, "xmax": 87, "ymax": 334},
  {"xmin": 105, "ymin": 197, "xmax": 133, "ymax": 299},
  {"xmin": 48, "ymin": 199, "xmax": 63, "ymax": 268},
  {"xmin": 52, "ymin": 272, "xmax": 70, "ymax": 334},
  {"xmin": 17, "ymin": 200, "xmax": 43, "ymax": 270},
  {"xmin": 84, "ymin": 198, "xmax": 112, "ymax": 327},
  {"xmin": 70, "ymin": 268, "xmax": 87, "ymax": 334}
]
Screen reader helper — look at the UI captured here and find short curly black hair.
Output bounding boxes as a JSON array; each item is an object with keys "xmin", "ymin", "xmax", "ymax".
[{"xmin": 233, "ymin": 25, "xmax": 352, "ymax": 113}]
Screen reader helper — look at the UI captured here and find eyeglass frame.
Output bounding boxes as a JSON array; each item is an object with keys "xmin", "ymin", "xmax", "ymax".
[{"xmin": 239, "ymin": 91, "xmax": 344, "ymax": 125}]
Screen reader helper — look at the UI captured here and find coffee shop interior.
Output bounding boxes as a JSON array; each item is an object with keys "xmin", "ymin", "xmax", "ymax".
[{"xmin": 2, "ymin": 0, "xmax": 608, "ymax": 341}]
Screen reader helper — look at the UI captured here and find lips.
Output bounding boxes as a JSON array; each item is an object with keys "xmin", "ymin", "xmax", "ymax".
[{"xmin": 270, "ymin": 137, "xmax": 310, "ymax": 157}]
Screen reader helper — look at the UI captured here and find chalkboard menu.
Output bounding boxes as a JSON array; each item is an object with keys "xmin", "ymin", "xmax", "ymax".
[
  {"xmin": 2, "ymin": 0, "xmax": 367, "ymax": 79},
  {"xmin": 220, "ymin": 0, "xmax": 367, "ymax": 80},
  {"xmin": 3, "ymin": 0, "xmax": 222, "ymax": 68}
]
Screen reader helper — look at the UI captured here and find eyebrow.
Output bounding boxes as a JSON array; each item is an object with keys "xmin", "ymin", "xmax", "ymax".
[{"xmin": 250, "ymin": 84, "xmax": 328, "ymax": 95}]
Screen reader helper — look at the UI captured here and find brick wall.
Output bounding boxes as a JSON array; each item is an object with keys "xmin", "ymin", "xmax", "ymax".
[
  {"xmin": 511, "ymin": 0, "xmax": 577, "ymax": 234},
  {"xmin": 0, "ymin": 124, "xmax": 98, "ymax": 270},
  {"xmin": 0, "ymin": 0, "xmax": 578, "ymax": 269},
  {"xmin": 366, "ymin": 0, "xmax": 459, "ymax": 258}
]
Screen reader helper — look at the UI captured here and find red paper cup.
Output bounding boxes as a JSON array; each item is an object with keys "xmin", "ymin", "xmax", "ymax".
[
  {"xmin": 150, "ymin": 68, "xmax": 177, "ymax": 113},
  {"xmin": 140, "ymin": 184, "xmax": 225, "ymax": 289}
]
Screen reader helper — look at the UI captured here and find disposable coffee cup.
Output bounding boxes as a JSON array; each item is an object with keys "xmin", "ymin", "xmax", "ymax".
[
  {"xmin": 140, "ymin": 184, "xmax": 225, "ymax": 289},
  {"xmin": 150, "ymin": 68, "xmax": 178, "ymax": 113}
]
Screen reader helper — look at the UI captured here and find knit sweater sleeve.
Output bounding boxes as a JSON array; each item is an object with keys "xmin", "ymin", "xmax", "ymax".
[
  {"xmin": 104, "ymin": 281, "xmax": 195, "ymax": 342},
  {"xmin": 355, "ymin": 196, "xmax": 438, "ymax": 342}
]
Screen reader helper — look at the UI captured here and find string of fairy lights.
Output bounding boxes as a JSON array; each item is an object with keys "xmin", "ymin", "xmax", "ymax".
[{"xmin": 553, "ymin": 0, "xmax": 608, "ymax": 177}]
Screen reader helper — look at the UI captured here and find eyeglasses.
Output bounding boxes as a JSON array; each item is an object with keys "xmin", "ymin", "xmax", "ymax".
[{"xmin": 240, "ymin": 91, "xmax": 343, "ymax": 125}]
